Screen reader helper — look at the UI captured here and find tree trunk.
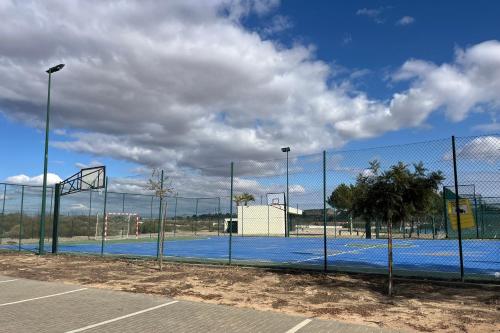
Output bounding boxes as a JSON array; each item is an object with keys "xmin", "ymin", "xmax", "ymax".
[
  {"xmin": 388, "ymin": 218, "xmax": 393, "ymax": 297},
  {"xmin": 365, "ymin": 221, "xmax": 371, "ymax": 239}
]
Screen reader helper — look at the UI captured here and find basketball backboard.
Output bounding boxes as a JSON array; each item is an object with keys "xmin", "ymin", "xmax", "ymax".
[
  {"xmin": 266, "ymin": 192, "xmax": 285, "ymax": 206},
  {"xmin": 60, "ymin": 166, "xmax": 106, "ymax": 196}
]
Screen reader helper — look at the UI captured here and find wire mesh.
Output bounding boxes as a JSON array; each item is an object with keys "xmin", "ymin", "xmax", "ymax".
[{"xmin": 1, "ymin": 134, "xmax": 498, "ymax": 281}]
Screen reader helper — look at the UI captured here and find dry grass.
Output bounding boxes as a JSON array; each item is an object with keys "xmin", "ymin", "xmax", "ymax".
[{"xmin": 0, "ymin": 252, "xmax": 498, "ymax": 333}]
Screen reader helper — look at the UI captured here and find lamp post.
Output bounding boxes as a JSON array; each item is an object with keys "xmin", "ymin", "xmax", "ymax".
[
  {"xmin": 39, "ymin": 64, "xmax": 65, "ymax": 254},
  {"xmin": 281, "ymin": 147, "xmax": 290, "ymax": 237}
]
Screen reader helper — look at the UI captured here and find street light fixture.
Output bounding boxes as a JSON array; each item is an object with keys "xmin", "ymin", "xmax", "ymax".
[
  {"xmin": 39, "ymin": 64, "xmax": 65, "ymax": 254},
  {"xmin": 281, "ymin": 147, "xmax": 290, "ymax": 237}
]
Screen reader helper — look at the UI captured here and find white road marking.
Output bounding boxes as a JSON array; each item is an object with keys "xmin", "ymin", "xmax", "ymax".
[
  {"xmin": 65, "ymin": 300, "xmax": 179, "ymax": 333},
  {"xmin": 0, "ymin": 288, "xmax": 87, "ymax": 307},
  {"xmin": 0, "ymin": 279, "xmax": 19, "ymax": 284},
  {"xmin": 285, "ymin": 319, "xmax": 312, "ymax": 333}
]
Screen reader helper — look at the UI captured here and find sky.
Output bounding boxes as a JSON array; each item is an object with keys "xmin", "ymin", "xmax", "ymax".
[{"xmin": 0, "ymin": 0, "xmax": 499, "ymax": 202}]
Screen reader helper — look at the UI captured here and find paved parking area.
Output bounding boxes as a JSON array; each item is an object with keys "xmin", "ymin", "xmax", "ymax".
[{"xmin": 0, "ymin": 275, "xmax": 400, "ymax": 332}]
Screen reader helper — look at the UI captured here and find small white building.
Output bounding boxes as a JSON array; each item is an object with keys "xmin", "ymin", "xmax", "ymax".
[{"xmin": 224, "ymin": 204, "xmax": 303, "ymax": 236}]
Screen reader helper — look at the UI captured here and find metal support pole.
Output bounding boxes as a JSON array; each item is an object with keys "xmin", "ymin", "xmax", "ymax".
[
  {"xmin": 88, "ymin": 189, "xmax": 92, "ymax": 239},
  {"xmin": 452, "ymin": 136, "xmax": 465, "ymax": 281},
  {"xmin": 480, "ymin": 199, "xmax": 485, "ymax": 238},
  {"xmin": 39, "ymin": 72, "xmax": 52, "ymax": 255},
  {"xmin": 194, "ymin": 198, "xmax": 198, "ymax": 236},
  {"xmin": 122, "ymin": 193, "xmax": 125, "ymax": 213},
  {"xmin": 173, "ymin": 195, "xmax": 178, "ymax": 236},
  {"xmin": 229, "ymin": 162, "xmax": 234, "ymax": 264},
  {"xmin": 323, "ymin": 151, "xmax": 327, "ymax": 272},
  {"xmin": 0, "ymin": 184, "xmax": 6, "ymax": 244},
  {"xmin": 286, "ymin": 150, "xmax": 289, "ymax": 237},
  {"xmin": 156, "ymin": 170, "xmax": 164, "ymax": 260},
  {"xmin": 217, "ymin": 197, "xmax": 221, "ymax": 236},
  {"xmin": 473, "ymin": 186, "xmax": 479, "ymax": 239},
  {"xmin": 19, "ymin": 185, "xmax": 24, "ymax": 251},
  {"xmin": 51, "ymin": 183, "xmax": 61, "ymax": 254},
  {"xmin": 48, "ymin": 187, "xmax": 53, "ymax": 244},
  {"xmin": 442, "ymin": 188, "xmax": 448, "ymax": 238},
  {"xmin": 150, "ymin": 196, "xmax": 153, "ymax": 238},
  {"xmin": 100, "ymin": 177, "xmax": 108, "ymax": 256}
]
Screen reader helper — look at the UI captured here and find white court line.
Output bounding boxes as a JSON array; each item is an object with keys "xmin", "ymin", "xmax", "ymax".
[
  {"xmin": 292, "ymin": 244, "xmax": 382, "ymax": 264},
  {"xmin": 0, "ymin": 288, "xmax": 87, "ymax": 307},
  {"xmin": 65, "ymin": 300, "xmax": 179, "ymax": 333},
  {"xmin": 285, "ymin": 319, "xmax": 312, "ymax": 333},
  {"xmin": 0, "ymin": 279, "xmax": 19, "ymax": 284}
]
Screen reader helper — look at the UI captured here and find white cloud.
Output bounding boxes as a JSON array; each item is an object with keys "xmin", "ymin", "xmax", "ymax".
[
  {"xmin": 75, "ymin": 160, "xmax": 104, "ymax": 169},
  {"xmin": 396, "ymin": 16, "xmax": 415, "ymax": 26},
  {"xmin": 261, "ymin": 14, "xmax": 293, "ymax": 36},
  {"xmin": 0, "ymin": 1, "xmax": 498, "ymax": 176},
  {"xmin": 456, "ymin": 136, "xmax": 500, "ymax": 162},
  {"xmin": 472, "ymin": 122, "xmax": 500, "ymax": 132},
  {"xmin": 356, "ymin": 7, "xmax": 384, "ymax": 24},
  {"xmin": 5, "ymin": 173, "xmax": 62, "ymax": 186}
]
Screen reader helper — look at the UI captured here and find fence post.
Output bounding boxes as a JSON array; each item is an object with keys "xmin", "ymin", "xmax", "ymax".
[
  {"xmin": 323, "ymin": 151, "xmax": 327, "ymax": 272},
  {"xmin": 217, "ymin": 197, "xmax": 221, "ymax": 236},
  {"xmin": 0, "ymin": 184, "xmax": 6, "ymax": 244},
  {"xmin": 18, "ymin": 185, "xmax": 24, "ymax": 251},
  {"xmin": 100, "ymin": 177, "xmax": 108, "ymax": 256},
  {"xmin": 173, "ymin": 195, "xmax": 178, "ymax": 236},
  {"xmin": 442, "ymin": 188, "xmax": 448, "ymax": 238},
  {"xmin": 452, "ymin": 136, "xmax": 465, "ymax": 281},
  {"xmin": 194, "ymin": 198, "xmax": 198, "ymax": 236},
  {"xmin": 88, "ymin": 189, "xmax": 92, "ymax": 240},
  {"xmin": 473, "ymin": 186, "xmax": 479, "ymax": 239},
  {"xmin": 51, "ymin": 183, "xmax": 61, "ymax": 253},
  {"xmin": 229, "ymin": 162, "xmax": 234, "ymax": 265},
  {"xmin": 48, "ymin": 187, "xmax": 53, "ymax": 244},
  {"xmin": 156, "ymin": 170, "xmax": 164, "ymax": 260}
]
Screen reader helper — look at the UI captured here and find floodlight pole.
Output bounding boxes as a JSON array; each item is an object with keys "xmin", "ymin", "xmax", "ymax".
[
  {"xmin": 281, "ymin": 147, "xmax": 290, "ymax": 237},
  {"xmin": 39, "ymin": 64, "xmax": 64, "ymax": 255}
]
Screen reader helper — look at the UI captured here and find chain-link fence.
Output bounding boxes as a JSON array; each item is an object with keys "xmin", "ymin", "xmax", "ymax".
[{"xmin": 1, "ymin": 135, "xmax": 499, "ymax": 282}]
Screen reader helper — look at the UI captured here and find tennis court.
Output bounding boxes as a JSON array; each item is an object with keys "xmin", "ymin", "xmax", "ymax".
[{"xmin": 4, "ymin": 236, "xmax": 499, "ymax": 280}]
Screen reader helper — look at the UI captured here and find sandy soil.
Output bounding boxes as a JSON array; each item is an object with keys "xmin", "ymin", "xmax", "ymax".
[{"xmin": 0, "ymin": 252, "xmax": 498, "ymax": 333}]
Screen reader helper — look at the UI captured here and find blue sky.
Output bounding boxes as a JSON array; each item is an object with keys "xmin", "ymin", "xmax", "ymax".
[{"xmin": 0, "ymin": 0, "xmax": 499, "ymax": 198}]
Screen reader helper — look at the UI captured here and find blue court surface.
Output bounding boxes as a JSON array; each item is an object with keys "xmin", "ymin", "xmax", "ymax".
[{"xmin": 3, "ymin": 236, "xmax": 499, "ymax": 280}]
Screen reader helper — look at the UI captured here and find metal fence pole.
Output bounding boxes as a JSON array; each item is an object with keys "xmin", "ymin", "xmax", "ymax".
[
  {"xmin": 88, "ymin": 189, "xmax": 92, "ymax": 239},
  {"xmin": 323, "ymin": 151, "xmax": 327, "ymax": 272},
  {"xmin": 156, "ymin": 170, "xmax": 164, "ymax": 260},
  {"xmin": 150, "ymin": 195, "xmax": 153, "ymax": 238},
  {"xmin": 194, "ymin": 198, "xmax": 198, "ymax": 236},
  {"xmin": 51, "ymin": 183, "xmax": 61, "ymax": 254},
  {"xmin": 173, "ymin": 195, "xmax": 178, "ymax": 236},
  {"xmin": 229, "ymin": 162, "xmax": 234, "ymax": 264},
  {"xmin": 217, "ymin": 197, "xmax": 221, "ymax": 237},
  {"xmin": 100, "ymin": 177, "xmax": 108, "ymax": 256},
  {"xmin": 48, "ymin": 187, "xmax": 53, "ymax": 244},
  {"xmin": 31, "ymin": 211, "xmax": 35, "ymax": 240},
  {"xmin": 473, "ymin": 186, "xmax": 479, "ymax": 239},
  {"xmin": 0, "ymin": 184, "xmax": 6, "ymax": 244},
  {"xmin": 19, "ymin": 185, "xmax": 24, "ymax": 251},
  {"xmin": 442, "ymin": 189, "xmax": 448, "ymax": 238},
  {"xmin": 452, "ymin": 136, "xmax": 465, "ymax": 281}
]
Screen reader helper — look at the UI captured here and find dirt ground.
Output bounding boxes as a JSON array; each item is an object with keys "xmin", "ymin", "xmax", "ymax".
[{"xmin": 0, "ymin": 252, "xmax": 498, "ymax": 333}]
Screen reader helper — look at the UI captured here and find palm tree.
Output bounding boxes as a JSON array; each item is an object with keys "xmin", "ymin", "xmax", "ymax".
[{"xmin": 234, "ymin": 193, "xmax": 255, "ymax": 206}]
